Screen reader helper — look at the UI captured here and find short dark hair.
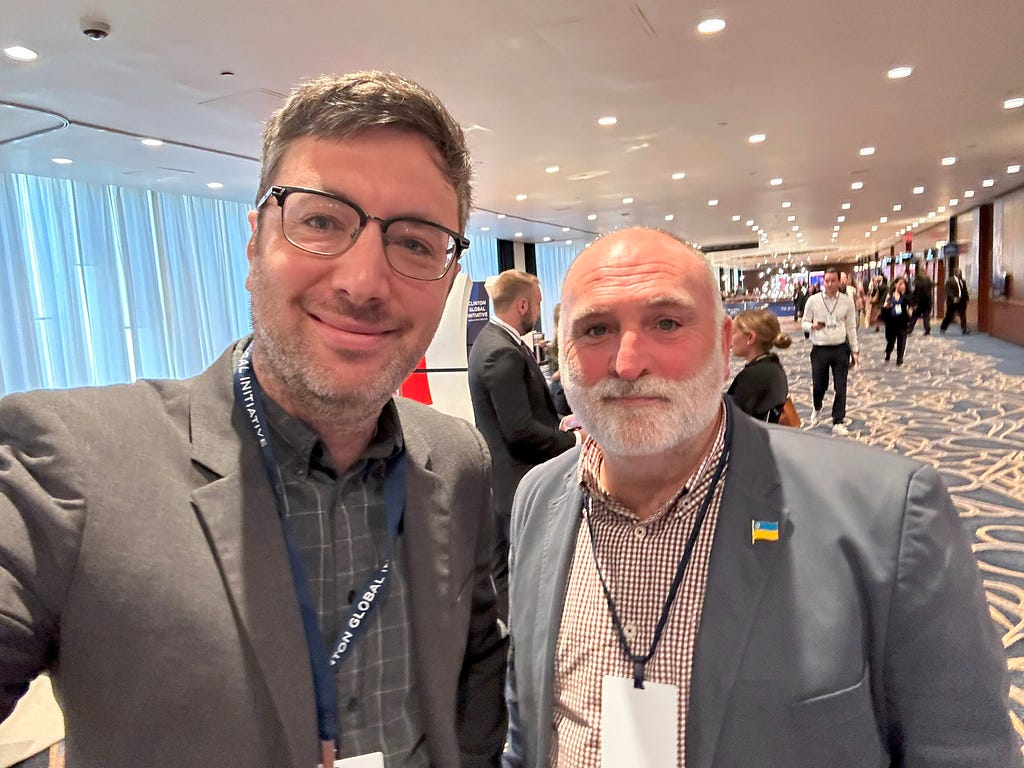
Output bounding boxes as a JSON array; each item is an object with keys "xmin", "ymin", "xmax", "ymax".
[{"xmin": 258, "ymin": 71, "xmax": 473, "ymax": 229}]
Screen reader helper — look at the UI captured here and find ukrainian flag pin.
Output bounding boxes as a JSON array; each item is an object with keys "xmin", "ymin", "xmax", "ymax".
[{"xmin": 751, "ymin": 520, "xmax": 779, "ymax": 543}]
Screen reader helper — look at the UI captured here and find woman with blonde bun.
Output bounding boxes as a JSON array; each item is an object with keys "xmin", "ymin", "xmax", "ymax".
[{"xmin": 727, "ymin": 309, "xmax": 793, "ymax": 421}]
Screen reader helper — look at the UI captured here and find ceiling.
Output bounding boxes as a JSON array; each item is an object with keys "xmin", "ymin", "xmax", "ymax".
[{"xmin": 2, "ymin": 0, "xmax": 1023, "ymax": 272}]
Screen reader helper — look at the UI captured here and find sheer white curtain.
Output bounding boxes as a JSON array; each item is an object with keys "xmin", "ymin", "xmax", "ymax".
[
  {"xmin": 534, "ymin": 241, "xmax": 585, "ymax": 338},
  {"xmin": 459, "ymin": 232, "xmax": 499, "ymax": 281},
  {"xmin": 0, "ymin": 172, "xmax": 253, "ymax": 396}
]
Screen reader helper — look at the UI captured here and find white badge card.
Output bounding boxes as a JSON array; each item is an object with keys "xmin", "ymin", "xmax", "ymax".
[
  {"xmin": 600, "ymin": 676, "xmax": 678, "ymax": 768},
  {"xmin": 331, "ymin": 754, "xmax": 384, "ymax": 768}
]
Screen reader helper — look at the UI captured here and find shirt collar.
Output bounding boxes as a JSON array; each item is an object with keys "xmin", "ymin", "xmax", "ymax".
[{"xmin": 490, "ymin": 315, "xmax": 528, "ymax": 346}]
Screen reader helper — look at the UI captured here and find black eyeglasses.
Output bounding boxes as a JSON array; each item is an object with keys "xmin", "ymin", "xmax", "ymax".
[{"xmin": 256, "ymin": 185, "xmax": 469, "ymax": 281}]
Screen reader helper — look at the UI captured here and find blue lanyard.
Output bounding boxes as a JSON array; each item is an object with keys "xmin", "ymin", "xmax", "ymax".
[
  {"xmin": 233, "ymin": 342, "xmax": 406, "ymax": 750},
  {"xmin": 583, "ymin": 405, "xmax": 732, "ymax": 689}
]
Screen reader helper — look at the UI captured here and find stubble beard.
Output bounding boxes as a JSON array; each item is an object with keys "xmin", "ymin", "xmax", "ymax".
[{"xmin": 562, "ymin": 346, "xmax": 725, "ymax": 458}]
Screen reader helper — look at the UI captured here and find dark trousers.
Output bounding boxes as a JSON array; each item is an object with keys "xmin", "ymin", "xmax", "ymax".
[
  {"xmin": 908, "ymin": 304, "xmax": 931, "ymax": 334},
  {"xmin": 884, "ymin": 323, "xmax": 908, "ymax": 363},
  {"xmin": 810, "ymin": 342, "xmax": 851, "ymax": 424},
  {"xmin": 941, "ymin": 299, "xmax": 968, "ymax": 332}
]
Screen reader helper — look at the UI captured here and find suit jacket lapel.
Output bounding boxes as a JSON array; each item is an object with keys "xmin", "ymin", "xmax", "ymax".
[
  {"xmin": 687, "ymin": 406, "xmax": 787, "ymax": 768},
  {"xmin": 188, "ymin": 345, "xmax": 317, "ymax": 766}
]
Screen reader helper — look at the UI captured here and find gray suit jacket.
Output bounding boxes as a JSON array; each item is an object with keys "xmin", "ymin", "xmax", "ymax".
[
  {"xmin": 503, "ymin": 400, "xmax": 1017, "ymax": 767},
  {"xmin": 0, "ymin": 343, "xmax": 507, "ymax": 768}
]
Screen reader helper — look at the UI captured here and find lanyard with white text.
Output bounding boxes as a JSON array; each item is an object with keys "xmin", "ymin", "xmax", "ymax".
[
  {"xmin": 233, "ymin": 342, "xmax": 406, "ymax": 761},
  {"xmin": 583, "ymin": 405, "xmax": 732, "ymax": 689}
]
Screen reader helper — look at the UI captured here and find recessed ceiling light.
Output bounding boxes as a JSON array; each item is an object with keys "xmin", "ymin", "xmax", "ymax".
[
  {"xmin": 622, "ymin": 197, "xmax": 634, "ymax": 204},
  {"xmin": 664, "ymin": 214, "xmax": 674, "ymax": 221},
  {"xmin": 671, "ymin": 171, "xmax": 686, "ymax": 180},
  {"xmin": 949, "ymin": 198, "xmax": 959, "ymax": 206},
  {"xmin": 697, "ymin": 18, "xmax": 726, "ymax": 34},
  {"xmin": 496, "ymin": 213, "xmax": 506, "ymax": 219},
  {"xmin": 834, "ymin": 225, "xmax": 841, "ymax": 231},
  {"xmin": 1009, "ymin": 164, "xmax": 1022, "ymax": 174},
  {"xmin": 514, "ymin": 232, "xmax": 523, "ymax": 238},
  {"xmin": 787, "ymin": 215, "xmax": 796, "ymax": 222},
  {"xmin": 865, "ymin": 232, "xmax": 871, "ymax": 238},
  {"xmin": 481, "ymin": 226, "xmax": 490, "ymax": 232},
  {"xmin": 207, "ymin": 182, "xmax": 224, "ymax": 190},
  {"xmin": 515, "ymin": 193, "xmax": 528, "ymax": 201},
  {"xmin": 982, "ymin": 178, "xmax": 996, "ymax": 187},
  {"xmin": 887, "ymin": 65, "xmax": 913, "ymax": 79},
  {"xmin": 964, "ymin": 190, "xmax": 975, "ymax": 198},
  {"xmin": 51, "ymin": 157, "xmax": 73, "ymax": 165},
  {"xmin": 1003, "ymin": 97, "xmax": 1024, "ymax": 110},
  {"xmin": 562, "ymin": 227, "xmax": 570, "ymax": 232},
  {"xmin": 545, "ymin": 165, "xmax": 560, "ymax": 174},
  {"xmin": 587, "ymin": 213, "xmax": 597, "ymax": 220},
  {"xmin": 731, "ymin": 215, "xmax": 741, "ymax": 221},
  {"xmin": 893, "ymin": 203, "xmax": 903, "ymax": 211},
  {"xmin": 850, "ymin": 181, "xmax": 864, "ymax": 190},
  {"xmin": 841, "ymin": 202, "xmax": 852, "ymax": 210},
  {"xmin": 565, "ymin": 240, "xmax": 573, "ymax": 245},
  {"xmin": 941, "ymin": 156, "xmax": 956, "ymax": 166},
  {"xmin": 937, "ymin": 205, "xmax": 946, "ymax": 213},
  {"xmin": 708, "ymin": 199, "xmax": 719, "ymax": 206},
  {"xmin": 913, "ymin": 186, "xmax": 925, "ymax": 194},
  {"xmin": 859, "ymin": 146, "xmax": 876, "ymax": 156},
  {"xmin": 837, "ymin": 216, "xmax": 846, "ymax": 223},
  {"xmin": 3, "ymin": 46, "xmax": 38, "ymax": 62},
  {"xmin": 543, "ymin": 237, "xmax": 551, "ymax": 242},
  {"xmin": 928, "ymin": 212, "xmax": 936, "ymax": 218},
  {"xmin": 871, "ymin": 225, "xmax": 878, "ymax": 232},
  {"xmin": 141, "ymin": 138, "xmax": 164, "ymax": 147},
  {"xmin": 748, "ymin": 133, "xmax": 767, "ymax": 144},
  {"xmin": 598, "ymin": 116, "xmax": 618, "ymax": 126},
  {"xmin": 792, "ymin": 225, "xmax": 800, "ymax": 232},
  {"xmin": 745, "ymin": 220, "xmax": 754, "ymax": 226},
  {"xmin": 879, "ymin": 216, "xmax": 888, "ymax": 223},
  {"xmin": 769, "ymin": 177, "xmax": 783, "ymax": 186}
]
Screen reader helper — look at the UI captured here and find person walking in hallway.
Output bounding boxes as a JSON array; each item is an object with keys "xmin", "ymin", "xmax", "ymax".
[
  {"xmin": 941, "ymin": 267, "xmax": 971, "ymax": 334},
  {"xmin": 882, "ymin": 276, "xmax": 911, "ymax": 366},
  {"xmin": 468, "ymin": 270, "xmax": 578, "ymax": 620},
  {"xmin": 908, "ymin": 266, "xmax": 933, "ymax": 335},
  {"xmin": 727, "ymin": 308, "xmax": 792, "ymax": 422},
  {"xmin": 801, "ymin": 268, "xmax": 859, "ymax": 435}
]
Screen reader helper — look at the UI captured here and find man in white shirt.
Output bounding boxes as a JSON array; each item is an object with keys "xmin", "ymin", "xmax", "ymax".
[{"xmin": 801, "ymin": 269, "xmax": 859, "ymax": 435}]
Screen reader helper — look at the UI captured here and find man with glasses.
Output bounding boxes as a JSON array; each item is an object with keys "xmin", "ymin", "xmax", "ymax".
[{"xmin": 0, "ymin": 72, "xmax": 506, "ymax": 768}]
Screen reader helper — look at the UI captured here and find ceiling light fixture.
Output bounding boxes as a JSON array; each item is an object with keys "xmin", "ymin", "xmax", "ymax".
[
  {"xmin": 913, "ymin": 186, "xmax": 925, "ymax": 194},
  {"xmin": 941, "ymin": 156, "xmax": 956, "ymax": 166},
  {"xmin": 871, "ymin": 225, "xmax": 878, "ymax": 232},
  {"xmin": 928, "ymin": 212, "xmax": 936, "ymax": 218},
  {"xmin": 731, "ymin": 215, "xmax": 741, "ymax": 221},
  {"xmin": 543, "ymin": 237, "xmax": 551, "ymax": 242},
  {"xmin": 671, "ymin": 171, "xmax": 686, "ymax": 180},
  {"xmin": 859, "ymin": 146, "xmax": 876, "ymax": 156},
  {"xmin": 787, "ymin": 215, "xmax": 796, "ymax": 222},
  {"xmin": 481, "ymin": 226, "xmax": 490, "ymax": 232},
  {"xmin": 587, "ymin": 213, "xmax": 597, "ymax": 220},
  {"xmin": 879, "ymin": 216, "xmax": 888, "ymax": 223},
  {"xmin": 514, "ymin": 232, "xmax": 523, "ymax": 238},
  {"xmin": 207, "ymin": 182, "xmax": 224, "ymax": 190},
  {"xmin": 937, "ymin": 206, "xmax": 946, "ymax": 213},
  {"xmin": 697, "ymin": 18, "xmax": 726, "ymax": 34},
  {"xmin": 622, "ymin": 197, "xmax": 634, "ymax": 204},
  {"xmin": 748, "ymin": 133, "xmax": 766, "ymax": 144},
  {"xmin": 850, "ymin": 181, "xmax": 864, "ymax": 190},
  {"xmin": 887, "ymin": 65, "xmax": 913, "ymax": 79},
  {"xmin": 769, "ymin": 177, "xmax": 783, "ymax": 186},
  {"xmin": 837, "ymin": 216, "xmax": 846, "ymax": 223},
  {"xmin": 841, "ymin": 202, "xmax": 852, "ymax": 210},
  {"xmin": 708, "ymin": 199, "xmax": 719, "ymax": 206},
  {"xmin": 893, "ymin": 203, "xmax": 903, "ymax": 211},
  {"xmin": 141, "ymin": 138, "xmax": 164, "ymax": 147},
  {"xmin": 51, "ymin": 157, "xmax": 73, "ymax": 165},
  {"xmin": 949, "ymin": 198, "xmax": 959, "ymax": 206},
  {"xmin": 1008, "ymin": 164, "xmax": 1022, "ymax": 174},
  {"xmin": 597, "ymin": 116, "xmax": 618, "ymax": 126},
  {"xmin": 781, "ymin": 201, "xmax": 792, "ymax": 208},
  {"xmin": 982, "ymin": 178, "xmax": 995, "ymax": 187},
  {"xmin": 964, "ymin": 190, "xmax": 975, "ymax": 198},
  {"xmin": 565, "ymin": 240, "xmax": 573, "ymax": 245},
  {"xmin": 3, "ymin": 45, "xmax": 38, "ymax": 62},
  {"xmin": 545, "ymin": 165, "xmax": 560, "ymax": 174},
  {"xmin": 562, "ymin": 227, "xmax": 570, "ymax": 232},
  {"xmin": 496, "ymin": 213, "xmax": 506, "ymax": 219},
  {"xmin": 745, "ymin": 220, "xmax": 754, "ymax": 226},
  {"xmin": 1004, "ymin": 97, "xmax": 1024, "ymax": 110},
  {"xmin": 515, "ymin": 193, "xmax": 528, "ymax": 201}
]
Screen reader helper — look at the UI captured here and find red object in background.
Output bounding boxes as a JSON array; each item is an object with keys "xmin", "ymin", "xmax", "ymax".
[{"xmin": 399, "ymin": 356, "xmax": 433, "ymax": 405}]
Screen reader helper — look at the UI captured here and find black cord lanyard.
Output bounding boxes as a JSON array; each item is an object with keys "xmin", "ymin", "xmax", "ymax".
[
  {"xmin": 583, "ymin": 406, "xmax": 732, "ymax": 689},
  {"xmin": 233, "ymin": 342, "xmax": 405, "ymax": 761}
]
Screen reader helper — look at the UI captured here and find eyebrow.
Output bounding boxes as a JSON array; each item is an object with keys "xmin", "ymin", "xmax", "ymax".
[{"xmin": 571, "ymin": 296, "xmax": 699, "ymax": 325}]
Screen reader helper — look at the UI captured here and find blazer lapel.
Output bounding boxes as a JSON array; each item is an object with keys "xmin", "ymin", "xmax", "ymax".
[
  {"xmin": 687, "ymin": 407, "xmax": 788, "ymax": 768},
  {"xmin": 188, "ymin": 347, "xmax": 317, "ymax": 766}
]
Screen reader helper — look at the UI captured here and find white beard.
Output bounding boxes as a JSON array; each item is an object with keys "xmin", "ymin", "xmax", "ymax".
[{"xmin": 562, "ymin": 347, "xmax": 725, "ymax": 458}]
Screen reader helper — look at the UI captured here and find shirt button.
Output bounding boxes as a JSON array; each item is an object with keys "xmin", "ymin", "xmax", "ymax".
[
  {"xmin": 623, "ymin": 622, "xmax": 638, "ymax": 641},
  {"xmin": 633, "ymin": 525, "xmax": 647, "ymax": 540}
]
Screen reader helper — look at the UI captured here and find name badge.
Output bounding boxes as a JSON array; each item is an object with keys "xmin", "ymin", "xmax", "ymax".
[
  {"xmin": 893, "ymin": 304, "xmax": 902, "ymax": 315},
  {"xmin": 600, "ymin": 676, "xmax": 678, "ymax": 768},
  {"xmin": 321, "ymin": 754, "xmax": 385, "ymax": 768},
  {"xmin": 825, "ymin": 318, "xmax": 838, "ymax": 328}
]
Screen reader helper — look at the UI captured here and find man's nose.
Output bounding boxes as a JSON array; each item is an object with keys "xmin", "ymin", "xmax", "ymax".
[{"xmin": 612, "ymin": 330, "xmax": 648, "ymax": 381}]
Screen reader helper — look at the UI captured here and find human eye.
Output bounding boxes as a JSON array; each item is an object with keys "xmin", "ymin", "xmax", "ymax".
[
  {"xmin": 583, "ymin": 324, "xmax": 608, "ymax": 338},
  {"xmin": 385, "ymin": 221, "xmax": 447, "ymax": 261},
  {"xmin": 655, "ymin": 317, "xmax": 682, "ymax": 331}
]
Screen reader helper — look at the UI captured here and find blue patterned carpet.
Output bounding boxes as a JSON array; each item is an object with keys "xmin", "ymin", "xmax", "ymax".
[{"xmin": 741, "ymin": 322, "xmax": 1024, "ymax": 749}]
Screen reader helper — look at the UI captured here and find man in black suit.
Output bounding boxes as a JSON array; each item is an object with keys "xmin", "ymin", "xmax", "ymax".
[
  {"xmin": 908, "ymin": 266, "xmax": 933, "ymax": 335},
  {"xmin": 941, "ymin": 267, "xmax": 970, "ymax": 334},
  {"xmin": 468, "ymin": 270, "xmax": 578, "ymax": 618}
]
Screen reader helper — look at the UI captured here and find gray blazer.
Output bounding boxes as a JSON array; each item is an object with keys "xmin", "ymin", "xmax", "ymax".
[
  {"xmin": 0, "ymin": 344, "xmax": 507, "ymax": 768},
  {"xmin": 503, "ymin": 400, "xmax": 1017, "ymax": 767}
]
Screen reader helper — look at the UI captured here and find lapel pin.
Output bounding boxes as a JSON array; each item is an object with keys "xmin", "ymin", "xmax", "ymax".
[{"xmin": 751, "ymin": 520, "xmax": 779, "ymax": 543}]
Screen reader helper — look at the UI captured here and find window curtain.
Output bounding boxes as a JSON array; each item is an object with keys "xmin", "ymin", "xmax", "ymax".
[
  {"xmin": 534, "ymin": 241, "xmax": 585, "ymax": 338},
  {"xmin": 0, "ymin": 172, "xmax": 253, "ymax": 396},
  {"xmin": 459, "ymin": 232, "xmax": 499, "ymax": 282}
]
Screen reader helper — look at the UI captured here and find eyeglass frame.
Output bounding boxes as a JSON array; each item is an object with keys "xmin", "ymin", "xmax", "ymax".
[{"xmin": 255, "ymin": 184, "xmax": 470, "ymax": 281}]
